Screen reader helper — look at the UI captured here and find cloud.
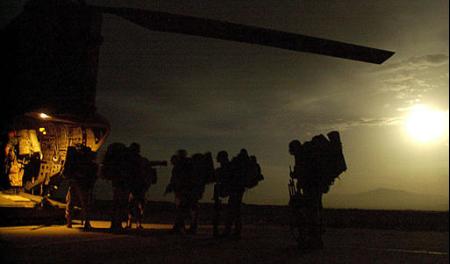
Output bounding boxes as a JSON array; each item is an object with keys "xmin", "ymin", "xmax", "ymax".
[
  {"xmin": 322, "ymin": 116, "xmax": 403, "ymax": 131},
  {"xmin": 375, "ymin": 54, "xmax": 449, "ymax": 73},
  {"xmin": 371, "ymin": 53, "xmax": 449, "ymax": 109}
]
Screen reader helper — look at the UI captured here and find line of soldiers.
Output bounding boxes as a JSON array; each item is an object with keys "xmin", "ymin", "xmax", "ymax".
[
  {"xmin": 165, "ymin": 148, "xmax": 263, "ymax": 239},
  {"xmin": 63, "ymin": 142, "xmax": 264, "ymax": 237},
  {"xmin": 62, "ymin": 136, "xmax": 345, "ymax": 252}
]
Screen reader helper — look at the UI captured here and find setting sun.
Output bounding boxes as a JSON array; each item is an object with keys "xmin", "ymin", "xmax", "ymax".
[{"xmin": 405, "ymin": 105, "xmax": 447, "ymax": 142}]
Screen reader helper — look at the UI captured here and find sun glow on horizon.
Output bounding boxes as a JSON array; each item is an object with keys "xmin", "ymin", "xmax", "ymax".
[{"xmin": 405, "ymin": 105, "xmax": 448, "ymax": 143}]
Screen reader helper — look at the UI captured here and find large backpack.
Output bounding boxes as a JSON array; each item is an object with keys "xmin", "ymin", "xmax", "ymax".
[
  {"xmin": 245, "ymin": 156, "xmax": 264, "ymax": 189},
  {"xmin": 230, "ymin": 154, "xmax": 263, "ymax": 190},
  {"xmin": 100, "ymin": 142, "xmax": 127, "ymax": 181},
  {"xmin": 322, "ymin": 131, "xmax": 347, "ymax": 192},
  {"xmin": 141, "ymin": 157, "xmax": 157, "ymax": 185},
  {"xmin": 190, "ymin": 152, "xmax": 215, "ymax": 199},
  {"xmin": 311, "ymin": 131, "xmax": 347, "ymax": 193},
  {"xmin": 292, "ymin": 131, "xmax": 347, "ymax": 193}
]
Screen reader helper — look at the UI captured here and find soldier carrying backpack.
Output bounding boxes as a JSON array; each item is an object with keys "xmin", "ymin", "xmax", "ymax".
[
  {"xmin": 64, "ymin": 144, "xmax": 98, "ymax": 230},
  {"xmin": 212, "ymin": 150, "xmax": 232, "ymax": 237},
  {"xmin": 289, "ymin": 130, "xmax": 347, "ymax": 251},
  {"xmin": 221, "ymin": 148, "xmax": 263, "ymax": 240},
  {"xmin": 101, "ymin": 142, "xmax": 130, "ymax": 232}
]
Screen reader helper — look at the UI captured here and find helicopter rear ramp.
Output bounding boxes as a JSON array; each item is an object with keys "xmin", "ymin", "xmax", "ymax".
[{"xmin": 0, "ymin": 191, "xmax": 66, "ymax": 226}]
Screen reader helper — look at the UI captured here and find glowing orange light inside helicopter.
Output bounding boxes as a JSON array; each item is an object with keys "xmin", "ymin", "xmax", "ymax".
[
  {"xmin": 39, "ymin": 127, "xmax": 47, "ymax": 135},
  {"xmin": 39, "ymin": 113, "xmax": 51, "ymax": 119}
]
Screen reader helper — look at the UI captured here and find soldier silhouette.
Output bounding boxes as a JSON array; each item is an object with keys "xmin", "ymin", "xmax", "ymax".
[
  {"xmin": 212, "ymin": 150, "xmax": 232, "ymax": 237},
  {"xmin": 289, "ymin": 139, "xmax": 324, "ymax": 250},
  {"xmin": 101, "ymin": 142, "xmax": 129, "ymax": 232},
  {"xmin": 125, "ymin": 142, "xmax": 145, "ymax": 230},
  {"xmin": 222, "ymin": 149, "xmax": 249, "ymax": 240},
  {"xmin": 64, "ymin": 144, "xmax": 98, "ymax": 231},
  {"xmin": 166, "ymin": 150, "xmax": 194, "ymax": 234}
]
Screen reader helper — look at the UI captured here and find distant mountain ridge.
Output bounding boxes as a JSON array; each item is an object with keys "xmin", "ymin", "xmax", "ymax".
[{"xmin": 323, "ymin": 188, "xmax": 449, "ymax": 211}]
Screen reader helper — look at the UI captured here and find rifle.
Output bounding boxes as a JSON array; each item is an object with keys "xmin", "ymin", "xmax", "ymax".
[{"xmin": 288, "ymin": 166, "xmax": 298, "ymax": 198}]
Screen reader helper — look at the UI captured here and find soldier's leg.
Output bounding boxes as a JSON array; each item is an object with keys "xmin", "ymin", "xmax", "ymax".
[
  {"xmin": 110, "ymin": 185, "xmax": 123, "ymax": 231},
  {"xmin": 312, "ymin": 192, "xmax": 324, "ymax": 247},
  {"xmin": 212, "ymin": 185, "xmax": 222, "ymax": 237},
  {"xmin": 72, "ymin": 184, "xmax": 85, "ymax": 225},
  {"xmin": 213, "ymin": 200, "xmax": 221, "ymax": 237},
  {"xmin": 173, "ymin": 193, "xmax": 186, "ymax": 233},
  {"xmin": 119, "ymin": 188, "xmax": 129, "ymax": 228},
  {"xmin": 223, "ymin": 197, "xmax": 233, "ymax": 236},
  {"xmin": 136, "ymin": 196, "xmax": 144, "ymax": 229},
  {"xmin": 81, "ymin": 188, "xmax": 92, "ymax": 230},
  {"xmin": 233, "ymin": 191, "xmax": 244, "ymax": 238},
  {"xmin": 65, "ymin": 186, "xmax": 74, "ymax": 228},
  {"xmin": 305, "ymin": 189, "xmax": 323, "ymax": 249},
  {"xmin": 188, "ymin": 199, "xmax": 199, "ymax": 234},
  {"xmin": 126, "ymin": 192, "xmax": 133, "ymax": 228},
  {"xmin": 223, "ymin": 193, "xmax": 238, "ymax": 236}
]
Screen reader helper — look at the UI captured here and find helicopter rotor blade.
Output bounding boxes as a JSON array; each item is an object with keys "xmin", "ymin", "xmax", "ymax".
[{"xmin": 93, "ymin": 6, "xmax": 394, "ymax": 64}]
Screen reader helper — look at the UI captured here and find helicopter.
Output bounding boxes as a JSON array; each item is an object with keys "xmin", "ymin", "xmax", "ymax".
[{"xmin": 0, "ymin": 0, "xmax": 394, "ymax": 213}]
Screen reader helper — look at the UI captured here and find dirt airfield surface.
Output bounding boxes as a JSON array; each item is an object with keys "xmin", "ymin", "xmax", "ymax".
[{"xmin": 0, "ymin": 221, "xmax": 448, "ymax": 264}]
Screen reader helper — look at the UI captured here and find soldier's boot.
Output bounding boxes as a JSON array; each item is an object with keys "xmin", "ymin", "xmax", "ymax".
[
  {"xmin": 83, "ymin": 221, "xmax": 92, "ymax": 231},
  {"xmin": 66, "ymin": 215, "xmax": 72, "ymax": 228},
  {"xmin": 137, "ymin": 205, "xmax": 144, "ymax": 230},
  {"xmin": 126, "ymin": 215, "xmax": 132, "ymax": 229},
  {"xmin": 187, "ymin": 223, "xmax": 197, "ymax": 235},
  {"xmin": 172, "ymin": 221, "xmax": 186, "ymax": 235},
  {"xmin": 307, "ymin": 225, "xmax": 323, "ymax": 250},
  {"xmin": 110, "ymin": 218, "xmax": 123, "ymax": 233},
  {"xmin": 188, "ymin": 211, "xmax": 198, "ymax": 235},
  {"xmin": 175, "ymin": 226, "xmax": 186, "ymax": 235}
]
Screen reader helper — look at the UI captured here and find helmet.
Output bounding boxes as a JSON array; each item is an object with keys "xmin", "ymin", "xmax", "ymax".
[
  {"xmin": 216, "ymin": 150, "xmax": 228, "ymax": 162},
  {"xmin": 289, "ymin": 140, "xmax": 302, "ymax": 155}
]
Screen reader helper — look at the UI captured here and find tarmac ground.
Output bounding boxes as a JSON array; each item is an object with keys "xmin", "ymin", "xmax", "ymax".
[{"xmin": 0, "ymin": 221, "xmax": 448, "ymax": 264}]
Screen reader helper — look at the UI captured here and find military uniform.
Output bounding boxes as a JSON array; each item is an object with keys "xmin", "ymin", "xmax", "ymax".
[
  {"xmin": 110, "ymin": 177, "xmax": 128, "ymax": 231},
  {"xmin": 212, "ymin": 151, "xmax": 231, "ymax": 237},
  {"xmin": 101, "ymin": 143, "xmax": 129, "ymax": 232},
  {"xmin": 64, "ymin": 145, "xmax": 97, "ymax": 230},
  {"xmin": 168, "ymin": 152, "xmax": 195, "ymax": 234},
  {"xmin": 222, "ymin": 149, "xmax": 249, "ymax": 239},
  {"xmin": 126, "ymin": 150, "xmax": 153, "ymax": 230},
  {"xmin": 289, "ymin": 140, "xmax": 324, "ymax": 250},
  {"xmin": 3, "ymin": 132, "xmax": 19, "ymax": 188}
]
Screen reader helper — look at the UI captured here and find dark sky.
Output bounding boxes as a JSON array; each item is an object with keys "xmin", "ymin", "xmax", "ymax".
[{"xmin": 2, "ymin": 1, "xmax": 448, "ymax": 208}]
